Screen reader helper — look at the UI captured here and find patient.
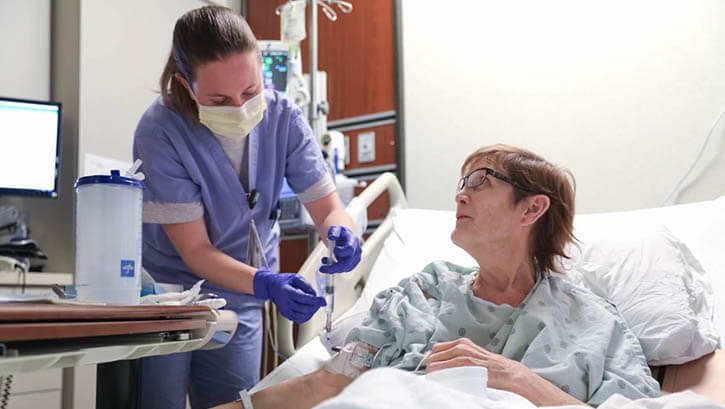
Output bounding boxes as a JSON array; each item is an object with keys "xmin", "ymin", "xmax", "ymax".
[{"xmin": 215, "ymin": 144, "xmax": 660, "ymax": 408}]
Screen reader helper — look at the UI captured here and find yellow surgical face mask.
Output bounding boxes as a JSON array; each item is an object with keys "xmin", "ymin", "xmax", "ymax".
[{"xmin": 196, "ymin": 92, "xmax": 267, "ymax": 138}]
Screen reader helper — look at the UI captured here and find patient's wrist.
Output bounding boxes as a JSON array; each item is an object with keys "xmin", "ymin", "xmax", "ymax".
[
  {"xmin": 323, "ymin": 341, "xmax": 375, "ymax": 379},
  {"xmin": 238, "ymin": 390, "xmax": 254, "ymax": 409}
]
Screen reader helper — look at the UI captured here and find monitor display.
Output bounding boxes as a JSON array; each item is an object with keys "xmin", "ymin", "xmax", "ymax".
[
  {"xmin": 261, "ymin": 48, "xmax": 289, "ymax": 93},
  {"xmin": 0, "ymin": 97, "xmax": 61, "ymax": 198}
]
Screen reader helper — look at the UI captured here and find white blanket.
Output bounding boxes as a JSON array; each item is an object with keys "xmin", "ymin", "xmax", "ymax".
[{"xmin": 312, "ymin": 367, "xmax": 723, "ymax": 409}]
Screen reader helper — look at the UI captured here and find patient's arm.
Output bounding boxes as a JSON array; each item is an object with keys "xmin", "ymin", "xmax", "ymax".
[
  {"xmin": 212, "ymin": 342, "xmax": 376, "ymax": 409},
  {"xmin": 213, "ymin": 367, "xmax": 354, "ymax": 409}
]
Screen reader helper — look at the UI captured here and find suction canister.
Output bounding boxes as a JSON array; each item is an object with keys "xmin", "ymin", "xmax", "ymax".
[{"xmin": 74, "ymin": 170, "xmax": 144, "ymax": 304}]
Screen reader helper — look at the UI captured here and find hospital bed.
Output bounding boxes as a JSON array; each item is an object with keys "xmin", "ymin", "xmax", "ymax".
[{"xmin": 256, "ymin": 173, "xmax": 725, "ymax": 406}]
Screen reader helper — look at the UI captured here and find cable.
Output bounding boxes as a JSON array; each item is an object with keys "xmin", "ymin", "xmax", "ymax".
[
  {"xmin": 661, "ymin": 109, "xmax": 725, "ymax": 206},
  {"xmin": 264, "ymin": 301, "xmax": 289, "ymax": 363},
  {"xmin": 262, "ymin": 302, "xmax": 269, "ymax": 376}
]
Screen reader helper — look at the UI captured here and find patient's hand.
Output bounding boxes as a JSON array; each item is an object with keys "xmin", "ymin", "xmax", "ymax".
[
  {"xmin": 424, "ymin": 338, "xmax": 587, "ymax": 407},
  {"xmin": 424, "ymin": 338, "xmax": 528, "ymax": 391}
]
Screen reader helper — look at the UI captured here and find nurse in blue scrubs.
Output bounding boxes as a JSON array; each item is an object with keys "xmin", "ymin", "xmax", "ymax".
[{"xmin": 132, "ymin": 5, "xmax": 362, "ymax": 409}]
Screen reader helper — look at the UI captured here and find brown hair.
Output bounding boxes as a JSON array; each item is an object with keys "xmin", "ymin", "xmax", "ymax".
[
  {"xmin": 159, "ymin": 5, "xmax": 259, "ymax": 122},
  {"xmin": 461, "ymin": 144, "xmax": 577, "ymax": 274}
]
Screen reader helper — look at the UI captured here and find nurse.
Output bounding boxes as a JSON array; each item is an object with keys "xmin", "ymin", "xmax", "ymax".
[{"xmin": 132, "ymin": 5, "xmax": 362, "ymax": 409}]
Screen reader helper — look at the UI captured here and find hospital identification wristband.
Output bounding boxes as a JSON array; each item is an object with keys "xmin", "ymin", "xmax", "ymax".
[{"xmin": 238, "ymin": 389, "xmax": 254, "ymax": 409}]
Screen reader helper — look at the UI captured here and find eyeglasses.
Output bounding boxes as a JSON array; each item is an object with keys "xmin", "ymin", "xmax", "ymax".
[{"xmin": 457, "ymin": 167, "xmax": 535, "ymax": 193}]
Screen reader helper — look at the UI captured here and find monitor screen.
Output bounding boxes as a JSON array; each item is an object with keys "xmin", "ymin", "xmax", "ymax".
[
  {"xmin": 0, "ymin": 97, "xmax": 61, "ymax": 198},
  {"xmin": 261, "ymin": 49, "xmax": 289, "ymax": 93}
]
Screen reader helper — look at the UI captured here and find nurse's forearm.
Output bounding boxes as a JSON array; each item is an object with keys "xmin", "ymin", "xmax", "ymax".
[
  {"xmin": 162, "ymin": 221, "xmax": 256, "ymax": 294},
  {"xmin": 304, "ymin": 193, "xmax": 356, "ymax": 242},
  {"xmin": 181, "ymin": 243, "xmax": 257, "ymax": 293},
  {"xmin": 318, "ymin": 208, "xmax": 355, "ymax": 243}
]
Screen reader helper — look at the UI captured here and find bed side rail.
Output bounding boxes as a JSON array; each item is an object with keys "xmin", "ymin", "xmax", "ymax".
[{"xmin": 277, "ymin": 172, "xmax": 407, "ymax": 357}]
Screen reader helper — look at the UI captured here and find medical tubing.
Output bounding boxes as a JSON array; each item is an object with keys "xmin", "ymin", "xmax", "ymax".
[
  {"xmin": 262, "ymin": 301, "xmax": 269, "ymax": 376},
  {"xmin": 661, "ymin": 109, "xmax": 725, "ymax": 206},
  {"xmin": 250, "ymin": 218, "xmax": 271, "ymax": 271},
  {"xmin": 264, "ymin": 301, "xmax": 289, "ymax": 362},
  {"xmin": 413, "ymin": 351, "xmax": 429, "ymax": 373},
  {"xmin": 272, "ymin": 301, "xmax": 279, "ymax": 367}
]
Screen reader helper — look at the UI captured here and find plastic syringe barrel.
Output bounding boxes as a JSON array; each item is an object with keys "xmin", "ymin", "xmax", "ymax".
[{"xmin": 324, "ymin": 241, "xmax": 336, "ymax": 333}]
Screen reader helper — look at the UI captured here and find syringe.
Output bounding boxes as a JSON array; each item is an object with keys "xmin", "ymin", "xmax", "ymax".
[{"xmin": 324, "ymin": 240, "xmax": 336, "ymax": 336}]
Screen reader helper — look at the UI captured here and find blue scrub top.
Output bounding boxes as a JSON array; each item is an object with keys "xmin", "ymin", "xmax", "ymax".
[{"xmin": 133, "ymin": 90, "xmax": 329, "ymax": 302}]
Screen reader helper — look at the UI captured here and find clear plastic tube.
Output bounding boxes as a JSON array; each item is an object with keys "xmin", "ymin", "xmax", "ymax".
[{"xmin": 324, "ymin": 241, "xmax": 336, "ymax": 336}]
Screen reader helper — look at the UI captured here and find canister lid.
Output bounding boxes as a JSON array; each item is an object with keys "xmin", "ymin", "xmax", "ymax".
[{"xmin": 75, "ymin": 170, "xmax": 144, "ymax": 189}]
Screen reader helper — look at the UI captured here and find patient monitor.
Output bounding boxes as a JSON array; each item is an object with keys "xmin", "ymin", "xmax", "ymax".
[
  {"xmin": 0, "ymin": 97, "xmax": 61, "ymax": 198},
  {"xmin": 258, "ymin": 40, "xmax": 313, "ymax": 112},
  {"xmin": 259, "ymin": 40, "xmax": 289, "ymax": 95},
  {"xmin": 0, "ymin": 97, "xmax": 61, "ymax": 261}
]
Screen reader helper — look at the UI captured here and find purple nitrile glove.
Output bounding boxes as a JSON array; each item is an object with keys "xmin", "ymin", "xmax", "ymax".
[
  {"xmin": 253, "ymin": 269, "xmax": 326, "ymax": 323},
  {"xmin": 319, "ymin": 225, "xmax": 362, "ymax": 274}
]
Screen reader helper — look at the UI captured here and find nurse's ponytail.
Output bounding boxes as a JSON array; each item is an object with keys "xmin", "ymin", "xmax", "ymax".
[
  {"xmin": 159, "ymin": 5, "xmax": 259, "ymax": 123},
  {"xmin": 160, "ymin": 53, "xmax": 197, "ymax": 121}
]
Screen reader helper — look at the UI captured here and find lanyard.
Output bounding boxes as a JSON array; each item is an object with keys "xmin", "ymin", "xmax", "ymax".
[
  {"xmin": 243, "ymin": 125, "xmax": 280, "ymax": 270},
  {"xmin": 247, "ymin": 216, "xmax": 270, "ymax": 270}
]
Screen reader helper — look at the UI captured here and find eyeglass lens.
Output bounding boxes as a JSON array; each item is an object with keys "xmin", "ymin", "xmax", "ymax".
[{"xmin": 458, "ymin": 168, "xmax": 488, "ymax": 191}]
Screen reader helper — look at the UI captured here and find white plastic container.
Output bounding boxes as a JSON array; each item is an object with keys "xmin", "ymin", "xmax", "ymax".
[{"xmin": 74, "ymin": 170, "xmax": 144, "ymax": 304}]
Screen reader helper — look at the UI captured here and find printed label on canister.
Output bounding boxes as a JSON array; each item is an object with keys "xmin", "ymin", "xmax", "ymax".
[{"xmin": 121, "ymin": 260, "xmax": 135, "ymax": 277}]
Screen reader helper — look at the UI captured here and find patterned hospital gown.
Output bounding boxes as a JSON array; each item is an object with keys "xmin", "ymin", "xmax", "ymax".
[{"xmin": 345, "ymin": 260, "xmax": 660, "ymax": 406}]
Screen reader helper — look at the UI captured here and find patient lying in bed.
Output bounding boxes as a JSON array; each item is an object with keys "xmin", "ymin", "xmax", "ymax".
[
  {"xmin": 214, "ymin": 145, "xmax": 660, "ymax": 408},
  {"xmin": 345, "ymin": 259, "xmax": 659, "ymax": 406}
]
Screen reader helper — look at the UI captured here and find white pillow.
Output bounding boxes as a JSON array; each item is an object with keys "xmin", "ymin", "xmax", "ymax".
[
  {"xmin": 320, "ymin": 207, "xmax": 720, "ymax": 366},
  {"xmin": 564, "ymin": 228, "xmax": 719, "ymax": 366}
]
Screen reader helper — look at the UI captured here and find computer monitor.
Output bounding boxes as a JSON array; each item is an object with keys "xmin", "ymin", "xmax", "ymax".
[
  {"xmin": 259, "ymin": 40, "xmax": 289, "ymax": 94},
  {"xmin": 0, "ymin": 97, "xmax": 61, "ymax": 198}
]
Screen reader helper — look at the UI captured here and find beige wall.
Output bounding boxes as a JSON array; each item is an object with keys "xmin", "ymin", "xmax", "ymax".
[
  {"xmin": 78, "ymin": 0, "xmax": 240, "ymax": 172},
  {"xmin": 402, "ymin": 0, "xmax": 725, "ymax": 213}
]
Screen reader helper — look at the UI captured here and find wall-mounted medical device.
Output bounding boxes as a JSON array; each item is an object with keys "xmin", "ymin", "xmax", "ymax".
[
  {"xmin": 278, "ymin": 178, "xmax": 314, "ymax": 230},
  {"xmin": 259, "ymin": 40, "xmax": 289, "ymax": 95},
  {"xmin": 259, "ymin": 40, "xmax": 312, "ymax": 110}
]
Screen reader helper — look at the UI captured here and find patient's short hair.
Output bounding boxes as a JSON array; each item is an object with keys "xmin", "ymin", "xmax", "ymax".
[{"xmin": 461, "ymin": 144, "xmax": 576, "ymax": 274}]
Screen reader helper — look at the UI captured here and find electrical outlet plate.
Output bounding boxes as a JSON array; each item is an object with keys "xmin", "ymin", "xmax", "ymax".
[
  {"xmin": 344, "ymin": 135, "xmax": 350, "ymax": 165},
  {"xmin": 357, "ymin": 132, "xmax": 375, "ymax": 163}
]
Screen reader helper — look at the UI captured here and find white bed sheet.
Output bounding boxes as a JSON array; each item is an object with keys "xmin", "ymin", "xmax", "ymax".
[
  {"xmin": 314, "ymin": 367, "xmax": 723, "ymax": 409},
  {"xmin": 254, "ymin": 197, "xmax": 725, "ymax": 393}
]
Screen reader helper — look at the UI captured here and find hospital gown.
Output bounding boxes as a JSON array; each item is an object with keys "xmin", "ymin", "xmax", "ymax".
[{"xmin": 345, "ymin": 260, "xmax": 660, "ymax": 406}]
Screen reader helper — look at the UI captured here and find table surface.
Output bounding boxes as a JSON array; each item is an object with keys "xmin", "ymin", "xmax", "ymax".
[{"xmin": 0, "ymin": 303, "xmax": 212, "ymax": 342}]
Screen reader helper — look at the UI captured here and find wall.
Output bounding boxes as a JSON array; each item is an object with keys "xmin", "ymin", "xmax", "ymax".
[
  {"xmin": 0, "ymin": 0, "xmax": 50, "ymax": 100},
  {"xmin": 78, "ymin": 0, "xmax": 240, "ymax": 172},
  {"xmin": 401, "ymin": 0, "xmax": 725, "ymax": 213},
  {"xmin": 0, "ymin": 0, "xmax": 239, "ymax": 273},
  {"xmin": 0, "ymin": 0, "xmax": 74, "ymax": 274}
]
